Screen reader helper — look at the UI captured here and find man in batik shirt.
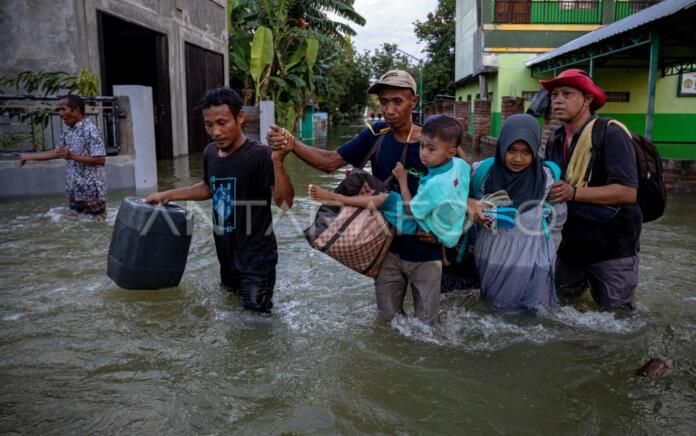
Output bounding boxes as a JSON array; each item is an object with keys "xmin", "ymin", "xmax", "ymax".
[{"xmin": 19, "ymin": 95, "xmax": 107, "ymax": 218}]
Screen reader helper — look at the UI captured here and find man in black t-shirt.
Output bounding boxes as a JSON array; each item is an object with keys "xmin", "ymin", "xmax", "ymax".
[
  {"xmin": 266, "ymin": 70, "xmax": 445, "ymax": 325},
  {"xmin": 145, "ymin": 87, "xmax": 294, "ymax": 313},
  {"xmin": 542, "ymin": 69, "xmax": 641, "ymax": 310}
]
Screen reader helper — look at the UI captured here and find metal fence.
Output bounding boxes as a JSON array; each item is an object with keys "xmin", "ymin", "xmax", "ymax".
[
  {"xmin": 0, "ymin": 95, "xmax": 121, "ymax": 157},
  {"xmin": 493, "ymin": 0, "xmax": 603, "ymax": 24},
  {"xmin": 613, "ymin": 0, "xmax": 659, "ymax": 20}
]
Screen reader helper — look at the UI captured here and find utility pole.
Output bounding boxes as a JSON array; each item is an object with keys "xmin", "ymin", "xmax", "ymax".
[{"xmin": 394, "ymin": 47, "xmax": 424, "ymax": 125}]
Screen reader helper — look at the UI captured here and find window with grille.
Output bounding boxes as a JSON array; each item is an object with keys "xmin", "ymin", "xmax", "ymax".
[{"xmin": 605, "ymin": 92, "xmax": 630, "ymax": 102}]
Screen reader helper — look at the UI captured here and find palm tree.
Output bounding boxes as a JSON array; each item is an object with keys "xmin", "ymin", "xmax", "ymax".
[
  {"xmin": 288, "ymin": 0, "xmax": 366, "ymax": 44},
  {"xmin": 230, "ymin": 0, "xmax": 365, "ymax": 42}
]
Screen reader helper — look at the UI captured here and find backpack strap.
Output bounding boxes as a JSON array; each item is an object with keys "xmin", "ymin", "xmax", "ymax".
[
  {"xmin": 358, "ymin": 134, "xmax": 387, "ymax": 169},
  {"xmin": 585, "ymin": 117, "xmax": 609, "ymax": 184},
  {"xmin": 471, "ymin": 157, "xmax": 495, "ymax": 194},
  {"xmin": 379, "ymin": 139, "xmax": 410, "ymax": 190}
]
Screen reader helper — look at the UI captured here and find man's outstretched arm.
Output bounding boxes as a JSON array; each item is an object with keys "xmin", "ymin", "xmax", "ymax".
[
  {"xmin": 267, "ymin": 124, "xmax": 347, "ymax": 173},
  {"xmin": 17, "ymin": 150, "xmax": 59, "ymax": 166},
  {"xmin": 144, "ymin": 181, "xmax": 212, "ymax": 204}
]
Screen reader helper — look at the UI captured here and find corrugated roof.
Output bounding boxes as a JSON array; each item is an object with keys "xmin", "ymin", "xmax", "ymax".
[{"xmin": 526, "ymin": 0, "xmax": 696, "ymax": 66}]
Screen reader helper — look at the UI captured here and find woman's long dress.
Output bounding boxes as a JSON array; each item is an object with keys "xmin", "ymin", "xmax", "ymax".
[{"xmin": 473, "ymin": 163, "xmax": 567, "ymax": 311}]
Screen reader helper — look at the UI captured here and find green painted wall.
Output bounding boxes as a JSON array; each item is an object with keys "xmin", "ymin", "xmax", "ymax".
[
  {"xmin": 488, "ymin": 74, "xmax": 499, "ymax": 113},
  {"xmin": 496, "ymin": 54, "xmax": 543, "ymax": 101},
  {"xmin": 594, "ymin": 68, "xmax": 696, "ymax": 159},
  {"xmin": 491, "ymin": 112, "xmax": 502, "ymax": 137},
  {"xmin": 455, "ymin": 81, "xmax": 480, "ymax": 102},
  {"xmin": 601, "ymin": 113, "xmax": 696, "ymax": 159},
  {"xmin": 455, "ymin": 63, "xmax": 696, "ymax": 159},
  {"xmin": 595, "ymin": 69, "xmax": 694, "ymax": 114}
]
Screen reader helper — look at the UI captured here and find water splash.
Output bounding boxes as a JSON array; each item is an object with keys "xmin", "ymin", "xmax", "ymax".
[{"xmin": 550, "ymin": 306, "xmax": 646, "ymax": 334}]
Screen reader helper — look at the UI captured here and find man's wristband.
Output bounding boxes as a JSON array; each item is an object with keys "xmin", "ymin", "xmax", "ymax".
[{"xmin": 571, "ymin": 186, "xmax": 577, "ymax": 201}]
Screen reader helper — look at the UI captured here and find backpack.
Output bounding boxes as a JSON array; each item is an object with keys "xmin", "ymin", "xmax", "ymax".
[
  {"xmin": 526, "ymin": 88, "xmax": 550, "ymax": 118},
  {"xmin": 591, "ymin": 118, "xmax": 666, "ymax": 222}
]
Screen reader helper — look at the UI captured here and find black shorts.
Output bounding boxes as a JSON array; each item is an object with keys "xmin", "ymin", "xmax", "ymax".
[{"xmin": 221, "ymin": 269, "xmax": 276, "ymax": 313}]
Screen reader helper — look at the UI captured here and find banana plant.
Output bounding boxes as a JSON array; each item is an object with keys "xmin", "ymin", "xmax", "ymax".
[
  {"xmin": 227, "ymin": 0, "xmax": 365, "ymax": 129},
  {"xmin": 0, "ymin": 69, "xmax": 101, "ymax": 149},
  {"xmin": 249, "ymin": 26, "xmax": 274, "ymax": 104}
]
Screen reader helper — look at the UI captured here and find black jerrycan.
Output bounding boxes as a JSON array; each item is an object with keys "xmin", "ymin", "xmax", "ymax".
[{"xmin": 107, "ymin": 197, "xmax": 194, "ymax": 289}]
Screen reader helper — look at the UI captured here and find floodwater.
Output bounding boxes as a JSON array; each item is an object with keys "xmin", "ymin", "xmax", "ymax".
[{"xmin": 1, "ymin": 126, "xmax": 695, "ymax": 434}]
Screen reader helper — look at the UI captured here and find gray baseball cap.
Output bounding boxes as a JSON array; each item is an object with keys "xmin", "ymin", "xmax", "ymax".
[{"xmin": 367, "ymin": 70, "xmax": 417, "ymax": 95}]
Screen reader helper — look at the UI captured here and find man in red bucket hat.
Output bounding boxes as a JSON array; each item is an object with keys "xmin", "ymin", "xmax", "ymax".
[{"xmin": 541, "ymin": 68, "xmax": 642, "ymax": 311}]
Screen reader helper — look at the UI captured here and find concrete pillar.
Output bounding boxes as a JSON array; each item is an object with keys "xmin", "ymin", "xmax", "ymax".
[
  {"xmin": 113, "ymin": 85, "xmax": 158, "ymax": 191},
  {"xmin": 259, "ymin": 100, "xmax": 275, "ymax": 144},
  {"xmin": 645, "ymin": 30, "xmax": 660, "ymax": 140},
  {"xmin": 479, "ymin": 75, "xmax": 488, "ymax": 100}
]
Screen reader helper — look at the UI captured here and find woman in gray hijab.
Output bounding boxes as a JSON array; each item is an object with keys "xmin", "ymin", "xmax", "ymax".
[{"xmin": 469, "ymin": 114, "xmax": 566, "ymax": 312}]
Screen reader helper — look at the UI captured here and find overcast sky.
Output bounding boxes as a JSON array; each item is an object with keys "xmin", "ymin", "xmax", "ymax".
[{"xmin": 340, "ymin": 0, "xmax": 440, "ymax": 61}]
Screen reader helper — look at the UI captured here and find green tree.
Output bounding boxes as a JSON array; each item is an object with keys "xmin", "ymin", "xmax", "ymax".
[
  {"xmin": 413, "ymin": 0, "xmax": 456, "ymax": 102},
  {"xmin": 370, "ymin": 43, "xmax": 418, "ymax": 80},
  {"xmin": 317, "ymin": 40, "xmax": 371, "ymax": 120},
  {"xmin": 0, "ymin": 69, "xmax": 101, "ymax": 150},
  {"xmin": 227, "ymin": 0, "xmax": 365, "ymax": 129}
]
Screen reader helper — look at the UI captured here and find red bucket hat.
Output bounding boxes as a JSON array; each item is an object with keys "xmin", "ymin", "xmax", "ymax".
[{"xmin": 540, "ymin": 68, "xmax": 607, "ymax": 111}]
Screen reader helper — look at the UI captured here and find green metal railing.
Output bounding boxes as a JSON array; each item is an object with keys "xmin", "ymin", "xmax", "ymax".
[
  {"xmin": 493, "ymin": 0, "xmax": 603, "ymax": 24},
  {"xmin": 613, "ymin": 0, "xmax": 659, "ymax": 21}
]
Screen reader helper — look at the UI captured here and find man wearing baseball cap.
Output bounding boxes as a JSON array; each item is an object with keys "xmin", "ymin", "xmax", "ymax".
[
  {"xmin": 266, "ymin": 70, "xmax": 444, "ymax": 325},
  {"xmin": 543, "ymin": 68, "xmax": 641, "ymax": 310}
]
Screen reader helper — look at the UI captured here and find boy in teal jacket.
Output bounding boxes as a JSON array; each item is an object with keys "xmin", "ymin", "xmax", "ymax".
[{"xmin": 309, "ymin": 115, "xmax": 470, "ymax": 249}]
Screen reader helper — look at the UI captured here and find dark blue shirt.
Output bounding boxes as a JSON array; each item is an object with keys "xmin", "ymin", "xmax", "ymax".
[{"xmin": 337, "ymin": 122, "xmax": 442, "ymax": 262}]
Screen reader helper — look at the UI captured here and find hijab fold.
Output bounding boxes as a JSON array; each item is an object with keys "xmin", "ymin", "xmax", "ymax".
[{"xmin": 484, "ymin": 114, "xmax": 546, "ymax": 208}]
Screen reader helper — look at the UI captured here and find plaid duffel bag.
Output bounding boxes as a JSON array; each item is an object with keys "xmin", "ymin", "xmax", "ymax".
[{"xmin": 304, "ymin": 169, "xmax": 395, "ymax": 278}]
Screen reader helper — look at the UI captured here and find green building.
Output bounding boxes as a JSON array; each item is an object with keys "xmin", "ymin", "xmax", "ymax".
[{"xmin": 455, "ymin": 0, "xmax": 696, "ymax": 159}]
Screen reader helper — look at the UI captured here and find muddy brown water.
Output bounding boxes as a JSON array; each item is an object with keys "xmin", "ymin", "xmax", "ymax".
[{"xmin": 1, "ymin": 126, "xmax": 695, "ymax": 434}]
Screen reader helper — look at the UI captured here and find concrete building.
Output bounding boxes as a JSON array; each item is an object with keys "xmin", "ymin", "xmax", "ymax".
[
  {"xmin": 0, "ymin": 0, "xmax": 228, "ymax": 158},
  {"xmin": 455, "ymin": 0, "xmax": 674, "ymax": 137},
  {"xmin": 526, "ymin": 0, "xmax": 696, "ymax": 161}
]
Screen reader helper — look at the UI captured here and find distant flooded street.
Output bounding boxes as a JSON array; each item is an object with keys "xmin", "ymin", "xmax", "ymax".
[{"xmin": 1, "ymin": 126, "xmax": 695, "ymax": 434}]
